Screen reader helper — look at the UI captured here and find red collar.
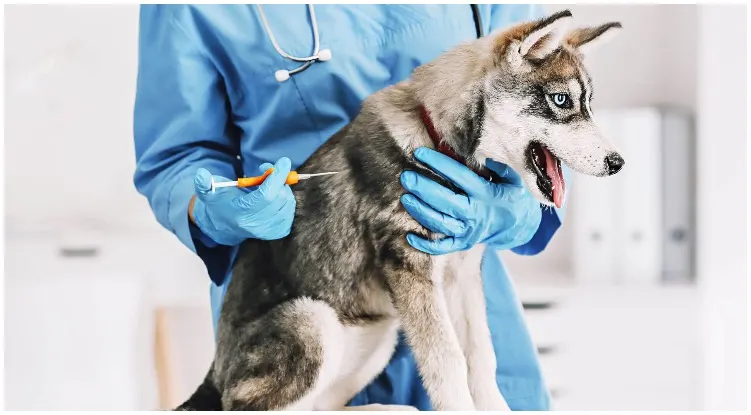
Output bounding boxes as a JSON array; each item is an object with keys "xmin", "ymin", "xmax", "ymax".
[{"xmin": 418, "ymin": 104, "xmax": 491, "ymax": 180}]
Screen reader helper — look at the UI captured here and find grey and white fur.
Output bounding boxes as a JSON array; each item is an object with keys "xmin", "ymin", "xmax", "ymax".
[{"xmin": 176, "ymin": 9, "xmax": 625, "ymax": 411}]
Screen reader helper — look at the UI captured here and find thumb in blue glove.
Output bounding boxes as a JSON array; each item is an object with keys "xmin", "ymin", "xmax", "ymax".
[
  {"xmin": 191, "ymin": 157, "xmax": 297, "ymax": 246},
  {"xmin": 400, "ymin": 148, "xmax": 542, "ymax": 255}
]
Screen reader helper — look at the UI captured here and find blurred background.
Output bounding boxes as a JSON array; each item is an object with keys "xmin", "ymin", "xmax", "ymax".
[{"xmin": 2, "ymin": 3, "xmax": 747, "ymax": 411}]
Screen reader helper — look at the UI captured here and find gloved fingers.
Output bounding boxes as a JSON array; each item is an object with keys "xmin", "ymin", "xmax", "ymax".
[
  {"xmin": 277, "ymin": 197, "xmax": 297, "ymax": 226},
  {"xmin": 512, "ymin": 205, "xmax": 542, "ymax": 245},
  {"xmin": 270, "ymin": 186, "xmax": 296, "ymax": 213},
  {"xmin": 236, "ymin": 199, "xmax": 292, "ymax": 237},
  {"xmin": 400, "ymin": 171, "xmax": 469, "ymax": 219},
  {"xmin": 401, "ymin": 194, "xmax": 466, "ymax": 237},
  {"xmin": 240, "ymin": 184, "xmax": 293, "ymax": 217},
  {"xmin": 240, "ymin": 157, "xmax": 292, "ymax": 207},
  {"xmin": 257, "ymin": 157, "xmax": 293, "ymax": 201},
  {"xmin": 272, "ymin": 190, "xmax": 297, "ymax": 216},
  {"xmin": 258, "ymin": 162, "xmax": 274, "ymax": 174},
  {"xmin": 194, "ymin": 168, "xmax": 234, "ymax": 201},
  {"xmin": 194, "ymin": 168, "xmax": 213, "ymax": 196},
  {"xmin": 406, "ymin": 233, "xmax": 466, "ymax": 256},
  {"xmin": 485, "ymin": 201, "xmax": 543, "ymax": 249},
  {"xmin": 486, "ymin": 159, "xmax": 524, "ymax": 186},
  {"xmin": 413, "ymin": 147, "xmax": 492, "ymax": 198},
  {"xmin": 486, "ymin": 181, "xmax": 529, "ymax": 204},
  {"xmin": 257, "ymin": 200, "xmax": 296, "ymax": 239}
]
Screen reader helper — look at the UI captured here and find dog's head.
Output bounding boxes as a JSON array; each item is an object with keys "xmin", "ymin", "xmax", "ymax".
[
  {"xmin": 410, "ymin": 10, "xmax": 625, "ymax": 209},
  {"xmin": 474, "ymin": 10, "xmax": 624, "ymax": 208}
]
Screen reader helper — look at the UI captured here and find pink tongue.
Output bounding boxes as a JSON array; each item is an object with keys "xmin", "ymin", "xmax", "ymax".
[{"xmin": 543, "ymin": 148, "xmax": 565, "ymax": 208}]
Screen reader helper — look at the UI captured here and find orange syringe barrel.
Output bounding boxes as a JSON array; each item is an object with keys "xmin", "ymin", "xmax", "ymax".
[{"xmin": 235, "ymin": 169, "xmax": 300, "ymax": 188}]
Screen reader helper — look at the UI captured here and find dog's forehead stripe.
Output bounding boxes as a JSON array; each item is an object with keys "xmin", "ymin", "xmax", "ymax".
[
  {"xmin": 576, "ymin": 63, "xmax": 593, "ymax": 119},
  {"xmin": 566, "ymin": 78, "xmax": 582, "ymax": 98}
]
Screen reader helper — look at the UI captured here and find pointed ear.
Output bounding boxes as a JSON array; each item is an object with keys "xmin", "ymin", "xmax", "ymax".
[
  {"xmin": 518, "ymin": 10, "xmax": 574, "ymax": 60},
  {"xmin": 566, "ymin": 22, "xmax": 623, "ymax": 56}
]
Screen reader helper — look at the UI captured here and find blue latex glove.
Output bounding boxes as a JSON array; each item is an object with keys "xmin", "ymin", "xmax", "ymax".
[
  {"xmin": 400, "ymin": 148, "xmax": 542, "ymax": 255},
  {"xmin": 191, "ymin": 157, "xmax": 296, "ymax": 246}
]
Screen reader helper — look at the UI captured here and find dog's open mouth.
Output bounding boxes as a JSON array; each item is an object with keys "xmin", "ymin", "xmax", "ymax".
[{"xmin": 526, "ymin": 142, "xmax": 566, "ymax": 208}]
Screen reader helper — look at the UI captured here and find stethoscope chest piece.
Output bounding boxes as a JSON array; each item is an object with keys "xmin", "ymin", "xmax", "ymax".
[
  {"xmin": 273, "ymin": 48, "xmax": 331, "ymax": 83},
  {"xmin": 317, "ymin": 49, "xmax": 332, "ymax": 62},
  {"xmin": 275, "ymin": 69, "xmax": 291, "ymax": 83},
  {"xmin": 258, "ymin": 4, "xmax": 332, "ymax": 83}
]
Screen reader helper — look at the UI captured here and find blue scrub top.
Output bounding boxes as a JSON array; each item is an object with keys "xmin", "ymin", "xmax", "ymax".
[{"xmin": 133, "ymin": 4, "xmax": 568, "ymax": 411}]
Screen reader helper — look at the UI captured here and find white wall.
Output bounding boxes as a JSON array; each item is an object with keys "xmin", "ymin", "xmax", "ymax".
[
  {"xmin": 4, "ymin": 6, "xmax": 213, "ymax": 409},
  {"xmin": 4, "ymin": 5, "xmax": 153, "ymax": 236},
  {"xmin": 561, "ymin": 4, "xmax": 697, "ymax": 111},
  {"xmin": 695, "ymin": 4, "xmax": 748, "ymax": 410}
]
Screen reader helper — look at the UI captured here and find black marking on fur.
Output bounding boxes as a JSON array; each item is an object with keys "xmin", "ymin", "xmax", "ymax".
[
  {"xmin": 524, "ymin": 81, "xmax": 589, "ymax": 125},
  {"xmin": 582, "ymin": 66, "xmax": 595, "ymax": 119},
  {"xmin": 453, "ymin": 87, "xmax": 486, "ymax": 162},
  {"xmin": 531, "ymin": 9, "xmax": 572, "ymax": 33},
  {"xmin": 174, "ymin": 367, "xmax": 221, "ymax": 411},
  {"xmin": 220, "ymin": 310, "xmax": 322, "ymax": 410},
  {"xmin": 560, "ymin": 113, "xmax": 585, "ymax": 124},
  {"xmin": 523, "ymin": 84, "xmax": 560, "ymax": 123},
  {"xmin": 578, "ymin": 22, "xmax": 622, "ymax": 47},
  {"xmin": 525, "ymin": 47, "xmax": 563, "ymax": 67},
  {"xmin": 576, "ymin": 72, "xmax": 591, "ymax": 120}
]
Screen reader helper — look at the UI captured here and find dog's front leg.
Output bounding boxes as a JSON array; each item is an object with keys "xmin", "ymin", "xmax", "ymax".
[
  {"xmin": 386, "ymin": 255, "xmax": 475, "ymax": 411},
  {"xmin": 450, "ymin": 247, "xmax": 510, "ymax": 411}
]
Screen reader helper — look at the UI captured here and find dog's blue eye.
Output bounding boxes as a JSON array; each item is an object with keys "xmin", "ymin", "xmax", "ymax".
[{"xmin": 551, "ymin": 93, "xmax": 571, "ymax": 109}]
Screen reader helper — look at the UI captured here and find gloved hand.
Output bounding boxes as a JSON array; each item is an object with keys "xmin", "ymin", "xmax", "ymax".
[
  {"xmin": 191, "ymin": 157, "xmax": 297, "ymax": 246},
  {"xmin": 400, "ymin": 148, "xmax": 542, "ymax": 255}
]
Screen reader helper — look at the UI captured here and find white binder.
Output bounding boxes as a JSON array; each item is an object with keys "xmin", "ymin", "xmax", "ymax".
[
  {"xmin": 571, "ymin": 106, "xmax": 695, "ymax": 285},
  {"xmin": 610, "ymin": 108, "xmax": 663, "ymax": 285},
  {"xmin": 659, "ymin": 109, "xmax": 696, "ymax": 283},
  {"xmin": 571, "ymin": 115, "xmax": 619, "ymax": 285}
]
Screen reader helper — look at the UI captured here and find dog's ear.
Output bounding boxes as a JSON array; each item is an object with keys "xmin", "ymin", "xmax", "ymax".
[
  {"xmin": 565, "ymin": 22, "xmax": 623, "ymax": 56},
  {"xmin": 496, "ymin": 9, "xmax": 573, "ymax": 68},
  {"xmin": 519, "ymin": 10, "xmax": 573, "ymax": 59}
]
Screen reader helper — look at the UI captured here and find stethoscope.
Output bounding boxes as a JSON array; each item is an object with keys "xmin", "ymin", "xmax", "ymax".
[{"xmin": 257, "ymin": 4, "xmax": 484, "ymax": 83}]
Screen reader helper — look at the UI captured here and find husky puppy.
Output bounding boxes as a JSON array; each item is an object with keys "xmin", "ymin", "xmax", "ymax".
[{"xmin": 177, "ymin": 9, "xmax": 624, "ymax": 411}]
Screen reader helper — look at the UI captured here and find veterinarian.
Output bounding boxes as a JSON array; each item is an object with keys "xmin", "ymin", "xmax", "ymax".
[{"xmin": 134, "ymin": 4, "xmax": 569, "ymax": 411}]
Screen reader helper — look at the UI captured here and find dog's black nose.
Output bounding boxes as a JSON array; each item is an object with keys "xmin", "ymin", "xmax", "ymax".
[{"xmin": 605, "ymin": 153, "xmax": 624, "ymax": 175}]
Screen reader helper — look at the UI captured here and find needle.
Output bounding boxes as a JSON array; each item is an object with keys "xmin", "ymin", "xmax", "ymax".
[
  {"xmin": 211, "ymin": 169, "xmax": 339, "ymax": 192},
  {"xmin": 296, "ymin": 171, "xmax": 341, "ymax": 180}
]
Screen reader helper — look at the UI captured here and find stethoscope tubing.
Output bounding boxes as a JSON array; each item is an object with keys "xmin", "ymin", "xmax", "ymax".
[{"xmin": 259, "ymin": 4, "xmax": 483, "ymax": 82}]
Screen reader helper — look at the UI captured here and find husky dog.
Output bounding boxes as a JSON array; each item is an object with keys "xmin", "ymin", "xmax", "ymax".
[{"xmin": 177, "ymin": 9, "xmax": 624, "ymax": 412}]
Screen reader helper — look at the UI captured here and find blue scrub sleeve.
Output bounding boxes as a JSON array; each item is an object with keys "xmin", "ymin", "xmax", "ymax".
[
  {"xmin": 482, "ymin": 250, "xmax": 551, "ymax": 410},
  {"xmin": 133, "ymin": 5, "xmax": 239, "ymax": 284}
]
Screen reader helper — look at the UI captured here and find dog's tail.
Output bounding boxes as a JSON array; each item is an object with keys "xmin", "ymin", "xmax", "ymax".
[{"xmin": 174, "ymin": 366, "xmax": 221, "ymax": 411}]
